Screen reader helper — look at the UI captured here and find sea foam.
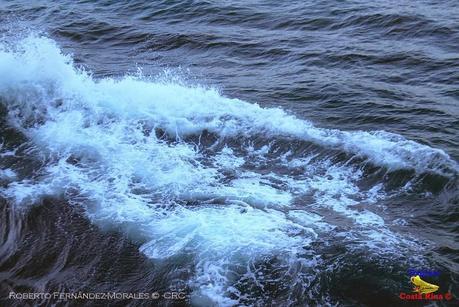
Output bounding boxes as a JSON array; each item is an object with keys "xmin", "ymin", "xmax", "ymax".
[{"xmin": 0, "ymin": 35, "xmax": 453, "ymax": 305}]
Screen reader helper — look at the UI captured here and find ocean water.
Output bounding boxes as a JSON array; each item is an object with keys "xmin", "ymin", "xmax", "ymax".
[{"xmin": 0, "ymin": 1, "xmax": 458, "ymax": 306}]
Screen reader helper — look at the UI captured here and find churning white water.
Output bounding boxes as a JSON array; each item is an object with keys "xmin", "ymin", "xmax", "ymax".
[{"xmin": 1, "ymin": 35, "xmax": 457, "ymax": 305}]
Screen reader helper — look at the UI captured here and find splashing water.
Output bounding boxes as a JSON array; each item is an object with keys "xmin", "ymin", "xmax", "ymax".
[{"xmin": 0, "ymin": 35, "xmax": 457, "ymax": 305}]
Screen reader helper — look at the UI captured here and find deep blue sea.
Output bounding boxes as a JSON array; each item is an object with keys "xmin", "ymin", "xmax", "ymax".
[{"xmin": 0, "ymin": 1, "xmax": 458, "ymax": 306}]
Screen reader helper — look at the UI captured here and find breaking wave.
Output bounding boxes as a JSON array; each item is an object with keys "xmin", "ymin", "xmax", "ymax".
[{"xmin": 1, "ymin": 35, "xmax": 457, "ymax": 305}]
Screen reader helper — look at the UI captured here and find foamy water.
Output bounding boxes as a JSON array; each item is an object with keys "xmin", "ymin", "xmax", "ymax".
[{"xmin": 1, "ymin": 35, "xmax": 457, "ymax": 305}]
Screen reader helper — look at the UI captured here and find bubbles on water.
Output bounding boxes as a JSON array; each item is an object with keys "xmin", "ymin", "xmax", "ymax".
[{"xmin": 0, "ymin": 34, "xmax": 455, "ymax": 305}]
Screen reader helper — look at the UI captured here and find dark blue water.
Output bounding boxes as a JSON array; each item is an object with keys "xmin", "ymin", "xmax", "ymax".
[{"xmin": 0, "ymin": 1, "xmax": 458, "ymax": 306}]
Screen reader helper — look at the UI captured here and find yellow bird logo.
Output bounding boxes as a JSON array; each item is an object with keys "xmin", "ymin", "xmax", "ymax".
[{"xmin": 410, "ymin": 275, "xmax": 439, "ymax": 294}]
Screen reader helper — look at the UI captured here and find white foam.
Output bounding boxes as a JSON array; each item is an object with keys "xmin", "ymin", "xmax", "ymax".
[
  {"xmin": 0, "ymin": 34, "xmax": 453, "ymax": 305},
  {"xmin": 0, "ymin": 168, "xmax": 16, "ymax": 179},
  {"xmin": 213, "ymin": 146, "xmax": 245, "ymax": 169},
  {"xmin": 0, "ymin": 35, "xmax": 456, "ymax": 175}
]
